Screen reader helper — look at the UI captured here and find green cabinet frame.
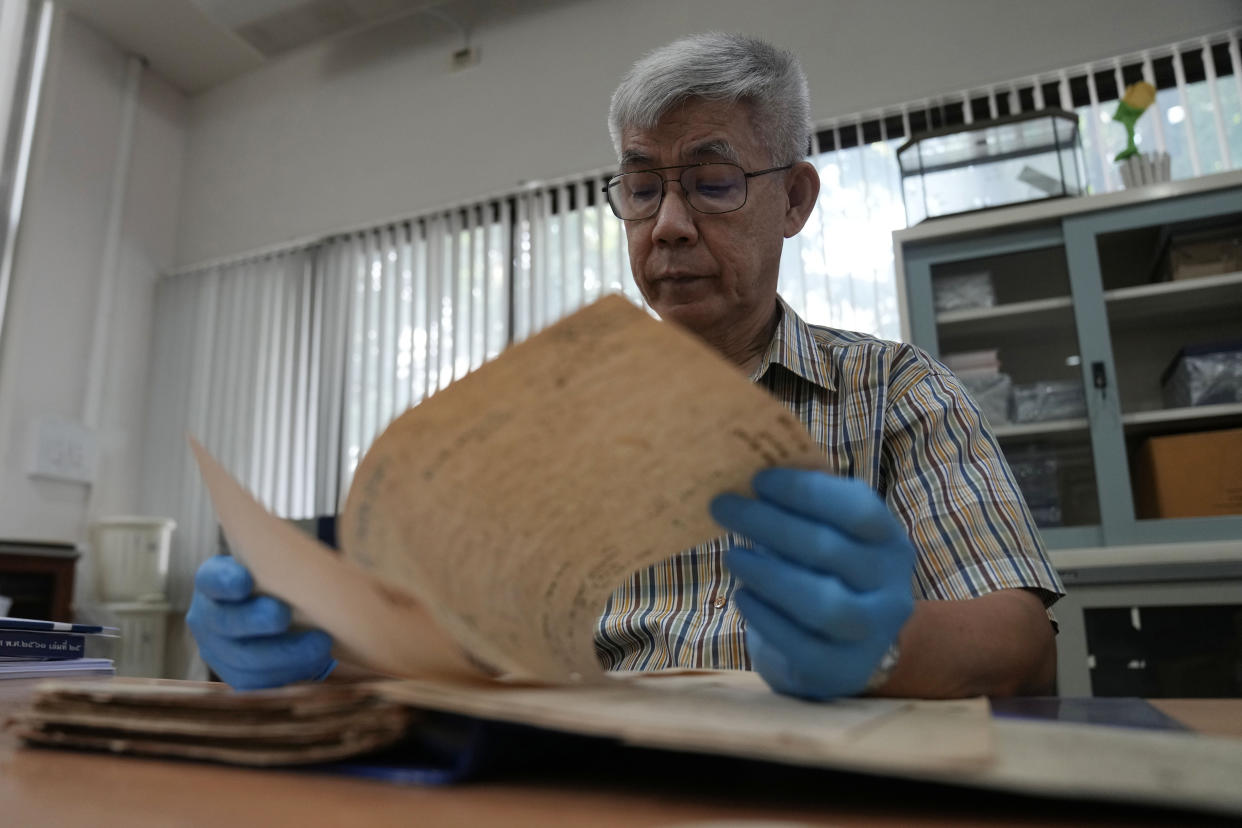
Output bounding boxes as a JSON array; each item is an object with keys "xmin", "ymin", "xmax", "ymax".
[{"xmin": 898, "ymin": 180, "xmax": 1242, "ymax": 550}]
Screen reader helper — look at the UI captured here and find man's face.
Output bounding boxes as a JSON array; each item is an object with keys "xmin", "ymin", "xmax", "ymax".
[{"xmin": 619, "ymin": 98, "xmax": 794, "ymax": 338}]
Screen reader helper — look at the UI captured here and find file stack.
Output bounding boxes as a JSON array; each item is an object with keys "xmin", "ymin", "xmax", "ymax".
[{"xmin": 0, "ymin": 616, "xmax": 116, "ymax": 680}]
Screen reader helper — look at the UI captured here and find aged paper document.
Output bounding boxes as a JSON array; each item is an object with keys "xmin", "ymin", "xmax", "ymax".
[
  {"xmin": 180, "ymin": 295, "xmax": 995, "ymax": 773},
  {"xmin": 338, "ymin": 294, "xmax": 826, "ymax": 684},
  {"xmin": 192, "ymin": 443, "xmax": 482, "ymax": 682},
  {"xmin": 374, "ymin": 670, "xmax": 994, "ymax": 773},
  {"xmin": 14, "ymin": 679, "xmax": 415, "ymax": 766},
  {"xmin": 940, "ymin": 715, "xmax": 1242, "ymax": 816},
  {"xmin": 198, "ymin": 294, "xmax": 826, "ymax": 684}
]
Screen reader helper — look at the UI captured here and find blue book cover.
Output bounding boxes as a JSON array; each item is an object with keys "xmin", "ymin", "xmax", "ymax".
[
  {"xmin": 0, "ymin": 616, "xmax": 117, "ymax": 635},
  {"xmin": 0, "ymin": 630, "xmax": 86, "ymax": 660}
]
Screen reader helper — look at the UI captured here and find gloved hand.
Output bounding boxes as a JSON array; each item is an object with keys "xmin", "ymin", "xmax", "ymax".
[
  {"xmin": 710, "ymin": 469, "xmax": 915, "ymax": 700},
  {"xmin": 186, "ymin": 555, "xmax": 336, "ymax": 690}
]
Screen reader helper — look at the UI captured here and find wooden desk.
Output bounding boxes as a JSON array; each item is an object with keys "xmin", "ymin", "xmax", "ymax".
[
  {"xmin": 1, "ymin": 679, "xmax": 1238, "ymax": 828},
  {"xmin": 1149, "ymin": 699, "xmax": 1242, "ymax": 739},
  {"xmin": 0, "ymin": 541, "xmax": 78, "ymax": 621}
]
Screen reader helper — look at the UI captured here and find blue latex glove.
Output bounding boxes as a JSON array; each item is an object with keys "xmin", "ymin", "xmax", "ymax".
[
  {"xmin": 185, "ymin": 555, "xmax": 336, "ymax": 690},
  {"xmin": 709, "ymin": 469, "xmax": 916, "ymax": 700}
]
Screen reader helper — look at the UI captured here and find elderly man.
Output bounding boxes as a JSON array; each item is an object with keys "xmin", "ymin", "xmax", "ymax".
[{"xmin": 189, "ymin": 33, "xmax": 1063, "ymax": 700}]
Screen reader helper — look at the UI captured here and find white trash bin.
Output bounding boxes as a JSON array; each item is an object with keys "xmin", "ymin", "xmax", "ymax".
[
  {"xmin": 105, "ymin": 599, "xmax": 170, "ymax": 678},
  {"xmin": 90, "ymin": 516, "xmax": 176, "ymax": 603}
]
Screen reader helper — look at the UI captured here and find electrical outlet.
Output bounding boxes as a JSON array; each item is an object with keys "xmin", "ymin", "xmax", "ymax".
[
  {"xmin": 27, "ymin": 416, "xmax": 97, "ymax": 485},
  {"xmin": 450, "ymin": 45, "xmax": 479, "ymax": 71}
]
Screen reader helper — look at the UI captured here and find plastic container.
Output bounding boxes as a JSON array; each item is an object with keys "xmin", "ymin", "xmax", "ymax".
[
  {"xmin": 90, "ymin": 517, "xmax": 176, "ymax": 602},
  {"xmin": 1118, "ymin": 152, "xmax": 1171, "ymax": 189},
  {"xmin": 104, "ymin": 600, "xmax": 170, "ymax": 678},
  {"xmin": 1161, "ymin": 339, "xmax": 1242, "ymax": 408},
  {"xmin": 933, "ymin": 272, "xmax": 995, "ymax": 312},
  {"xmin": 957, "ymin": 371, "xmax": 1013, "ymax": 426},
  {"xmin": 1012, "ymin": 380, "xmax": 1087, "ymax": 423}
]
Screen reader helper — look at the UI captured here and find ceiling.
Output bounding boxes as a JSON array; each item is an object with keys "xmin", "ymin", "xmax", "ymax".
[{"xmin": 54, "ymin": 0, "xmax": 533, "ymax": 95}]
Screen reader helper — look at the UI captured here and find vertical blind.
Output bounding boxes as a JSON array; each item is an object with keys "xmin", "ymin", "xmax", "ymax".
[
  {"xmin": 146, "ymin": 252, "xmax": 333, "ymax": 679},
  {"xmin": 325, "ymin": 210, "xmax": 510, "ymax": 483},
  {"xmin": 511, "ymin": 173, "xmax": 648, "ymax": 343},
  {"xmin": 0, "ymin": 0, "xmax": 51, "ymax": 363},
  {"xmin": 145, "ymin": 29, "xmax": 1242, "ymax": 677}
]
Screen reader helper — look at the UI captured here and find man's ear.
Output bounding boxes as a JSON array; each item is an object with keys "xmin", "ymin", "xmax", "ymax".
[{"xmin": 783, "ymin": 160, "xmax": 821, "ymax": 238}]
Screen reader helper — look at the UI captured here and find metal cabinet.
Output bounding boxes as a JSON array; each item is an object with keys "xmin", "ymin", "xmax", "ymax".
[
  {"xmin": 895, "ymin": 171, "xmax": 1242, "ymax": 551},
  {"xmin": 895, "ymin": 172, "xmax": 1242, "ymax": 696}
]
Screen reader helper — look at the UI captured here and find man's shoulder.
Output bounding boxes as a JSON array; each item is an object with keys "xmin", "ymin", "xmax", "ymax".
[{"xmin": 800, "ymin": 322, "xmax": 938, "ymax": 377}]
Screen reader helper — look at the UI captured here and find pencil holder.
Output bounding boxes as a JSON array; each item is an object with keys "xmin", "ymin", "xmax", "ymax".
[
  {"xmin": 90, "ymin": 516, "xmax": 176, "ymax": 602},
  {"xmin": 1118, "ymin": 151, "xmax": 1171, "ymax": 188}
]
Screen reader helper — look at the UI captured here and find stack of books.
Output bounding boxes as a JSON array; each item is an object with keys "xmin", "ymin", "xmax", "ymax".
[{"xmin": 0, "ymin": 616, "xmax": 116, "ymax": 680}]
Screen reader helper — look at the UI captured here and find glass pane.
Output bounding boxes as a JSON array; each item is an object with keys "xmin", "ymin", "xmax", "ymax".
[
  {"xmin": 932, "ymin": 244, "xmax": 1101, "ymax": 529},
  {"xmin": 898, "ymin": 112, "xmax": 1078, "ymax": 173},
  {"xmin": 785, "ymin": 138, "xmax": 902, "ymax": 341},
  {"xmin": 1085, "ymin": 604, "xmax": 1242, "ymax": 697},
  {"xmin": 1215, "ymin": 73, "xmax": 1242, "ymax": 171},
  {"xmin": 898, "ymin": 112, "xmax": 1083, "ymax": 225},
  {"xmin": 1094, "ymin": 212, "xmax": 1242, "ymax": 519},
  {"xmin": 932, "ymin": 245, "xmax": 1071, "ymax": 309}
]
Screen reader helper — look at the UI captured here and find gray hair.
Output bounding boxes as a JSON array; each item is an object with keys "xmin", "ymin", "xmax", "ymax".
[{"xmin": 608, "ymin": 33, "xmax": 811, "ymax": 166}]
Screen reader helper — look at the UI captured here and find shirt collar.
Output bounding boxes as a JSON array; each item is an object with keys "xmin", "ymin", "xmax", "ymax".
[{"xmin": 748, "ymin": 295, "xmax": 835, "ymax": 392}]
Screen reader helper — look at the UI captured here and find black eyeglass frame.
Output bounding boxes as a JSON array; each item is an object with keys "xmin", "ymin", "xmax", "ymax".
[{"xmin": 601, "ymin": 161, "xmax": 794, "ymax": 221}]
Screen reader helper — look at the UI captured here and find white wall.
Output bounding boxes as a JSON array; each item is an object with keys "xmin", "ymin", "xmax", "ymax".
[
  {"xmin": 0, "ymin": 9, "xmax": 187, "ymax": 548},
  {"xmin": 175, "ymin": 0, "xmax": 1242, "ymax": 267}
]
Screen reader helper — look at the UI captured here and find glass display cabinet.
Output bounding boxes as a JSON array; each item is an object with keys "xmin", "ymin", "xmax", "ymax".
[
  {"xmin": 895, "ymin": 170, "xmax": 1242, "ymax": 696},
  {"xmin": 897, "ymin": 109, "xmax": 1084, "ymax": 226},
  {"xmin": 896, "ymin": 170, "xmax": 1242, "ymax": 550}
]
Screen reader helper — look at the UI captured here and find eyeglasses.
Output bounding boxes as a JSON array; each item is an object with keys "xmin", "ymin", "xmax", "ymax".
[{"xmin": 602, "ymin": 162, "xmax": 793, "ymax": 221}]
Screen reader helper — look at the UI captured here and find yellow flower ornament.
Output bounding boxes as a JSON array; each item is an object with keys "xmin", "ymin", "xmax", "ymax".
[
  {"xmin": 1113, "ymin": 81, "xmax": 1157, "ymax": 161},
  {"xmin": 1121, "ymin": 81, "xmax": 1156, "ymax": 110}
]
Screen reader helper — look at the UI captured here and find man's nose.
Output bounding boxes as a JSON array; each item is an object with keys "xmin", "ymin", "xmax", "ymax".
[{"xmin": 650, "ymin": 180, "xmax": 699, "ymax": 246}]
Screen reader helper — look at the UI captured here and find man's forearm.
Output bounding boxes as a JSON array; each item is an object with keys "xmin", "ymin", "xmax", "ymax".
[{"xmin": 873, "ymin": 588, "xmax": 1057, "ymax": 698}]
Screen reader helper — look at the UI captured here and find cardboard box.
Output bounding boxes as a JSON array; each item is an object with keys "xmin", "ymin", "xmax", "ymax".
[
  {"xmin": 1159, "ymin": 230, "xmax": 1242, "ymax": 282},
  {"xmin": 1133, "ymin": 428, "xmax": 1242, "ymax": 519}
]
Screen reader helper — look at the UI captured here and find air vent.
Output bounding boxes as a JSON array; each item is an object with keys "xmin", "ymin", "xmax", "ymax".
[{"xmin": 191, "ymin": 0, "xmax": 437, "ymax": 58}]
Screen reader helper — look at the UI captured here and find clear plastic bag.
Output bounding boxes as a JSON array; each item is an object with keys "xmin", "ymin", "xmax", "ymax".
[
  {"xmin": 958, "ymin": 372, "xmax": 1012, "ymax": 426},
  {"xmin": 1012, "ymin": 380, "xmax": 1086, "ymax": 423},
  {"xmin": 1008, "ymin": 449, "xmax": 1061, "ymax": 527},
  {"xmin": 932, "ymin": 273, "xmax": 995, "ymax": 312},
  {"xmin": 1162, "ymin": 345, "xmax": 1242, "ymax": 408}
]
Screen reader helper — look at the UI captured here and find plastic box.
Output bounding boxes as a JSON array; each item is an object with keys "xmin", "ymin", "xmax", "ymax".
[
  {"xmin": 1161, "ymin": 339, "xmax": 1242, "ymax": 408},
  {"xmin": 958, "ymin": 372, "xmax": 1012, "ymax": 426},
  {"xmin": 104, "ymin": 600, "xmax": 170, "ymax": 678},
  {"xmin": 1012, "ymin": 380, "xmax": 1087, "ymax": 423},
  {"xmin": 933, "ymin": 272, "xmax": 995, "ymax": 312},
  {"xmin": 90, "ymin": 517, "xmax": 176, "ymax": 602}
]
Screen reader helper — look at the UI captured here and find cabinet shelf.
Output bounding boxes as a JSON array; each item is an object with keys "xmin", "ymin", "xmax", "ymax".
[
  {"xmin": 993, "ymin": 418, "xmax": 1090, "ymax": 441},
  {"xmin": 936, "ymin": 296, "xmax": 1074, "ymax": 339},
  {"xmin": 1104, "ymin": 270, "xmax": 1242, "ymax": 327},
  {"xmin": 1120, "ymin": 402, "xmax": 1242, "ymax": 439}
]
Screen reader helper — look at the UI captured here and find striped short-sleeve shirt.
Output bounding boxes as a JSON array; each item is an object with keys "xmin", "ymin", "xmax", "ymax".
[{"xmin": 594, "ymin": 296, "xmax": 1065, "ymax": 672}]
